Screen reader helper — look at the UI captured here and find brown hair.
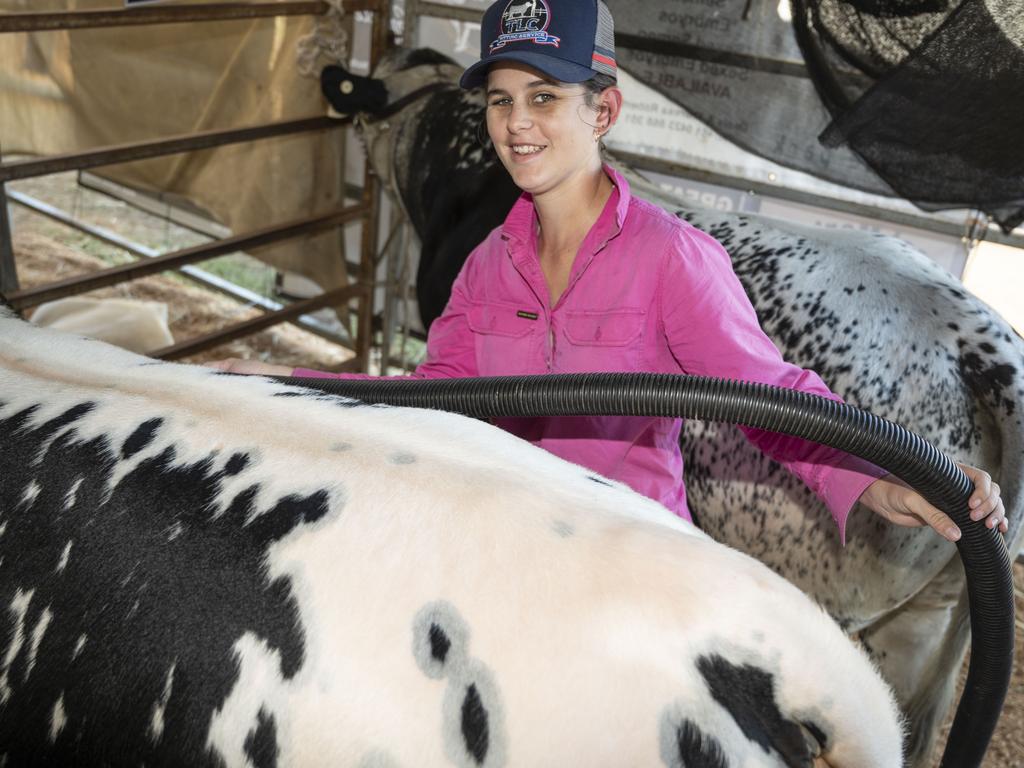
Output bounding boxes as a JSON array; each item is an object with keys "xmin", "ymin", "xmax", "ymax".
[{"xmin": 581, "ymin": 73, "xmax": 618, "ymax": 139}]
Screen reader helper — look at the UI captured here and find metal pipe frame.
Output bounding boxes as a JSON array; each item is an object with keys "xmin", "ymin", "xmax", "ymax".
[
  {"xmin": 614, "ymin": 150, "xmax": 1024, "ymax": 249},
  {"xmin": 401, "ymin": 0, "xmax": 420, "ymax": 46},
  {"xmin": 0, "ymin": 1, "xmax": 383, "ymax": 34},
  {"xmin": 413, "ymin": 1, "xmax": 479, "ymax": 24},
  {"xmin": 0, "ymin": 186, "xmax": 17, "ymax": 294},
  {"xmin": 77, "ymin": 171, "xmax": 366, "ymax": 237},
  {"xmin": 0, "ymin": 116, "xmax": 349, "ymax": 184},
  {"xmin": 153, "ymin": 282, "xmax": 363, "ymax": 360},
  {"xmin": 7, "ymin": 189, "xmax": 359, "ymax": 350},
  {"xmin": 352, "ymin": 0, "xmax": 393, "ymax": 372},
  {"xmin": 6, "ymin": 203, "xmax": 368, "ymax": 311}
]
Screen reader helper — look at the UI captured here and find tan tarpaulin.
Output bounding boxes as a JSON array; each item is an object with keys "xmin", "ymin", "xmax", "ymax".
[{"xmin": 0, "ymin": 0, "xmax": 352, "ymax": 292}]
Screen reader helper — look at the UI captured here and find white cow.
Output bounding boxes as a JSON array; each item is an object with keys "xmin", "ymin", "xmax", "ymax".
[{"xmin": 0, "ymin": 307, "xmax": 901, "ymax": 766}]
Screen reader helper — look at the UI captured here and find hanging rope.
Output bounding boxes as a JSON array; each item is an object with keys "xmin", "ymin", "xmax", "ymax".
[{"xmin": 296, "ymin": 0, "xmax": 350, "ymax": 78}]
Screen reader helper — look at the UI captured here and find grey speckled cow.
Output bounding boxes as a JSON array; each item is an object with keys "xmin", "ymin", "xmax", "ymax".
[{"xmin": 349, "ymin": 47, "xmax": 1024, "ymax": 766}]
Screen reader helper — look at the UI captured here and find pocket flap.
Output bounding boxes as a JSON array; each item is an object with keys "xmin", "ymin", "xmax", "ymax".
[
  {"xmin": 563, "ymin": 309, "xmax": 644, "ymax": 346},
  {"xmin": 467, "ymin": 302, "xmax": 535, "ymax": 338}
]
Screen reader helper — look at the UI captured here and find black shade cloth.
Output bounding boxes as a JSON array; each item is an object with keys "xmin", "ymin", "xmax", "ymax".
[
  {"xmin": 607, "ymin": 0, "xmax": 1024, "ymax": 232},
  {"xmin": 796, "ymin": 0, "xmax": 1024, "ymax": 232}
]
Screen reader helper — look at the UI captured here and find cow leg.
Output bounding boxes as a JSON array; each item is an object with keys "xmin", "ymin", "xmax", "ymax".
[{"xmin": 857, "ymin": 555, "xmax": 969, "ymax": 767}]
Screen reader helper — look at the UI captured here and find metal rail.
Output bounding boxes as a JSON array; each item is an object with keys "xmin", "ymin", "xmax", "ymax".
[
  {"xmin": 6, "ymin": 189, "xmax": 360, "ymax": 350},
  {"xmin": 6, "ymin": 204, "xmax": 367, "ymax": 310},
  {"xmin": 351, "ymin": 0, "xmax": 393, "ymax": 372},
  {"xmin": 0, "ymin": 173, "xmax": 15, "ymax": 294},
  {"xmin": 412, "ymin": 0, "xmax": 479, "ymax": 24},
  {"xmin": 0, "ymin": 116, "xmax": 348, "ymax": 184},
  {"xmin": 153, "ymin": 282, "xmax": 364, "ymax": 360},
  {"xmin": 0, "ymin": 1, "xmax": 381, "ymax": 33},
  {"xmin": 613, "ymin": 150, "xmax": 1024, "ymax": 250},
  {"xmin": 77, "ymin": 171, "xmax": 366, "ymax": 237}
]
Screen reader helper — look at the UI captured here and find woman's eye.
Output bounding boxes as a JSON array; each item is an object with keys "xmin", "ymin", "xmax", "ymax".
[
  {"xmin": 533, "ymin": 93, "xmax": 556, "ymax": 104},
  {"xmin": 488, "ymin": 97, "xmax": 512, "ymax": 107}
]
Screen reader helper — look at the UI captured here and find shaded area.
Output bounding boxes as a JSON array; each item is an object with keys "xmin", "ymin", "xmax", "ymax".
[{"xmin": 607, "ymin": 0, "xmax": 1023, "ymax": 230}]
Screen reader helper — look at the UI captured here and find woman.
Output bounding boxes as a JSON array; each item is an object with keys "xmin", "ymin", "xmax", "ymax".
[{"xmin": 213, "ymin": 0, "xmax": 1005, "ymax": 541}]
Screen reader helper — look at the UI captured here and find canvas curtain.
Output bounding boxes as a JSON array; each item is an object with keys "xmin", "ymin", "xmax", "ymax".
[{"xmin": 0, "ymin": 0, "xmax": 351, "ymax": 291}]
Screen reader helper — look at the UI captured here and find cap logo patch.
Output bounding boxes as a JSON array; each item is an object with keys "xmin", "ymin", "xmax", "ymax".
[{"xmin": 490, "ymin": 0, "xmax": 560, "ymax": 52}]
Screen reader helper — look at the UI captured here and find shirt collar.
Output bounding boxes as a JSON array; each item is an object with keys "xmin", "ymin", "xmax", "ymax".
[{"xmin": 501, "ymin": 164, "xmax": 632, "ymax": 248}]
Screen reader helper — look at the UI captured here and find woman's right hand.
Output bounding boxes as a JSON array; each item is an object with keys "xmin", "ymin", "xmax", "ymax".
[{"xmin": 204, "ymin": 358, "xmax": 294, "ymax": 376}]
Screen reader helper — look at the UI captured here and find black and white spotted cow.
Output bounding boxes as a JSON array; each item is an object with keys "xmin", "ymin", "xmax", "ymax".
[
  {"xmin": 0, "ymin": 307, "xmax": 902, "ymax": 766},
  {"xmin": 343, "ymin": 47, "xmax": 1024, "ymax": 767}
]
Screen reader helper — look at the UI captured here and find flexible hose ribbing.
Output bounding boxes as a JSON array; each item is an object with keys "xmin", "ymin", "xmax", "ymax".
[{"xmin": 280, "ymin": 372, "xmax": 1014, "ymax": 766}]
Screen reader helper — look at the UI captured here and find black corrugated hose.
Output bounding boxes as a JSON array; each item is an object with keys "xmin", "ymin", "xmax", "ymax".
[{"xmin": 279, "ymin": 371, "xmax": 1014, "ymax": 766}]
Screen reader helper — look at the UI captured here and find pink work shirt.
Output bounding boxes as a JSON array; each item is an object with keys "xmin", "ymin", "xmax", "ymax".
[{"xmin": 296, "ymin": 166, "xmax": 885, "ymax": 539}]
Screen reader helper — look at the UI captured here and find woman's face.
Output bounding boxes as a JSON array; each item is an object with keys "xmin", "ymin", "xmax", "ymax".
[{"xmin": 485, "ymin": 62, "xmax": 601, "ymax": 197}]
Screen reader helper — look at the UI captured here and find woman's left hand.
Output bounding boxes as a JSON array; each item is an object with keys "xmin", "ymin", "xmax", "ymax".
[{"xmin": 858, "ymin": 463, "xmax": 1006, "ymax": 542}]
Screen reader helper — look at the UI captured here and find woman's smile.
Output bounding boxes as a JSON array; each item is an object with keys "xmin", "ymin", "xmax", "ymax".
[{"xmin": 509, "ymin": 143, "xmax": 547, "ymax": 161}]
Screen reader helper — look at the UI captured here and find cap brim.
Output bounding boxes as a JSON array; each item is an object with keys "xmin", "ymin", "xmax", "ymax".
[{"xmin": 459, "ymin": 50, "xmax": 596, "ymax": 90}]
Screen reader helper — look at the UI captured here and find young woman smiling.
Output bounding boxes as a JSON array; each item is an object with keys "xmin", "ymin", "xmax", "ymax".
[{"xmin": 211, "ymin": 0, "xmax": 1005, "ymax": 543}]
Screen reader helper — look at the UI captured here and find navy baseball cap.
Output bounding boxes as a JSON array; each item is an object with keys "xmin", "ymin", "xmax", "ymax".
[{"xmin": 459, "ymin": 0, "xmax": 617, "ymax": 90}]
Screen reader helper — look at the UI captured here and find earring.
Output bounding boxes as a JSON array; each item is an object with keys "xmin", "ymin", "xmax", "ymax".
[{"xmin": 593, "ymin": 130, "xmax": 602, "ymax": 142}]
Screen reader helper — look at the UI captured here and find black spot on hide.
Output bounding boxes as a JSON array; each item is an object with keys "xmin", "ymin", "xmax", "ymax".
[
  {"xmin": 673, "ymin": 719, "xmax": 729, "ymax": 768},
  {"xmin": 224, "ymin": 452, "xmax": 250, "ymax": 476},
  {"xmin": 959, "ymin": 353, "xmax": 1017, "ymax": 415},
  {"xmin": 0, "ymin": 399, "xmax": 334, "ymax": 766},
  {"xmin": 122, "ymin": 417, "xmax": 163, "ymax": 459},
  {"xmin": 244, "ymin": 708, "xmax": 280, "ymax": 768},
  {"xmin": 430, "ymin": 623, "xmax": 451, "ymax": 664},
  {"xmin": 696, "ymin": 654, "xmax": 813, "ymax": 766},
  {"xmin": 461, "ymin": 683, "xmax": 489, "ymax": 764}
]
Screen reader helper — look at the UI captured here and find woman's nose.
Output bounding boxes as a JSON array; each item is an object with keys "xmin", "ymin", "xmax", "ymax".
[{"xmin": 507, "ymin": 101, "xmax": 533, "ymax": 132}]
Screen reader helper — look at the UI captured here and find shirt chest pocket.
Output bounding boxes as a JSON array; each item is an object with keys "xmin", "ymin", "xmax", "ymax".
[
  {"xmin": 467, "ymin": 301, "xmax": 537, "ymax": 376},
  {"xmin": 558, "ymin": 309, "xmax": 645, "ymax": 372}
]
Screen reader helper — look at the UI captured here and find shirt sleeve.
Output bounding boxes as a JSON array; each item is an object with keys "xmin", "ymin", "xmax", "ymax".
[
  {"xmin": 292, "ymin": 245, "xmax": 482, "ymax": 381},
  {"xmin": 659, "ymin": 224, "xmax": 885, "ymax": 542}
]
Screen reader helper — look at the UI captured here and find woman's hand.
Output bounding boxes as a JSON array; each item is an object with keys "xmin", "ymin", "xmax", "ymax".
[
  {"xmin": 858, "ymin": 463, "xmax": 1006, "ymax": 542},
  {"xmin": 204, "ymin": 358, "xmax": 294, "ymax": 377}
]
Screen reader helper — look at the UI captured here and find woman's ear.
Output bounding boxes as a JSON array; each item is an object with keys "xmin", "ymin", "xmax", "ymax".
[{"xmin": 598, "ymin": 86, "xmax": 624, "ymax": 133}]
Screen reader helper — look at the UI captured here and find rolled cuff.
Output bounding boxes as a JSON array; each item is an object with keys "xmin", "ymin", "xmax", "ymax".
[{"xmin": 818, "ymin": 455, "xmax": 888, "ymax": 545}]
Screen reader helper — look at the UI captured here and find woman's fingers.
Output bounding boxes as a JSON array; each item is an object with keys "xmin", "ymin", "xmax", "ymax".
[
  {"xmin": 914, "ymin": 500, "xmax": 962, "ymax": 542},
  {"xmin": 203, "ymin": 358, "xmax": 239, "ymax": 371},
  {"xmin": 957, "ymin": 463, "xmax": 1006, "ymax": 531},
  {"xmin": 860, "ymin": 464, "xmax": 1007, "ymax": 541}
]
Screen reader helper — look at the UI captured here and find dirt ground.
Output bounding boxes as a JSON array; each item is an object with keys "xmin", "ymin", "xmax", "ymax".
[
  {"xmin": 8, "ymin": 232, "xmax": 1024, "ymax": 766},
  {"xmin": 932, "ymin": 565, "xmax": 1024, "ymax": 767},
  {"xmin": 11, "ymin": 231, "xmax": 354, "ymax": 369}
]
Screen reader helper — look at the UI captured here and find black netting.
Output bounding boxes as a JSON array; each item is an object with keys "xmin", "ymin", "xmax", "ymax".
[
  {"xmin": 798, "ymin": 0, "xmax": 1024, "ymax": 231},
  {"xmin": 607, "ymin": 0, "xmax": 1024, "ymax": 232}
]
